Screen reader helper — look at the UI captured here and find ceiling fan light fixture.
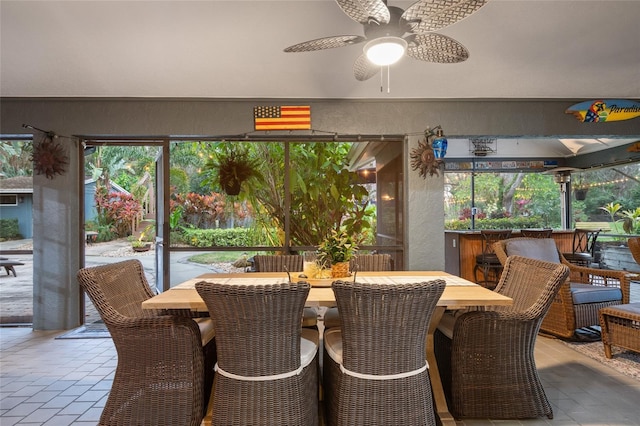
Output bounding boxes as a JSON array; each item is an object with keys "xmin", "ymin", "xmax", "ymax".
[{"xmin": 364, "ymin": 37, "xmax": 407, "ymax": 66}]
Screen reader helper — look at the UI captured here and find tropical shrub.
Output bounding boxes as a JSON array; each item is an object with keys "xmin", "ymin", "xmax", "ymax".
[
  {"xmin": 0, "ymin": 218, "xmax": 21, "ymax": 240},
  {"xmin": 94, "ymin": 185, "xmax": 142, "ymax": 238}
]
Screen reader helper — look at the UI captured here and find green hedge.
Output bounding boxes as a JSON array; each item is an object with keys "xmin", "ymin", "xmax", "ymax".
[
  {"xmin": 181, "ymin": 227, "xmax": 255, "ymax": 247},
  {"xmin": 445, "ymin": 216, "xmax": 547, "ymax": 230},
  {"xmin": 0, "ymin": 218, "xmax": 21, "ymax": 240}
]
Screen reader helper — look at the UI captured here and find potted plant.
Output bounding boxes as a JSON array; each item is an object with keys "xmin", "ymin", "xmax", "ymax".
[
  {"xmin": 203, "ymin": 144, "xmax": 261, "ymax": 196},
  {"xmin": 129, "ymin": 228, "xmax": 153, "ymax": 252},
  {"xmin": 574, "ymin": 175, "xmax": 589, "ymax": 201},
  {"xmin": 317, "ymin": 229, "xmax": 358, "ymax": 278}
]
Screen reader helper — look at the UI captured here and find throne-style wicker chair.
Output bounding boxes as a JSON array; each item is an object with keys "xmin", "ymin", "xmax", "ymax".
[
  {"xmin": 77, "ymin": 259, "xmax": 215, "ymax": 426},
  {"xmin": 323, "ymin": 279, "xmax": 445, "ymax": 426},
  {"xmin": 435, "ymin": 256, "xmax": 569, "ymax": 419},
  {"xmin": 196, "ymin": 281, "xmax": 319, "ymax": 426}
]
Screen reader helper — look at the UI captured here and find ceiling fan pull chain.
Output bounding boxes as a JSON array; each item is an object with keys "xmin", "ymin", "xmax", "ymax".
[{"xmin": 387, "ymin": 65, "xmax": 391, "ymax": 94}]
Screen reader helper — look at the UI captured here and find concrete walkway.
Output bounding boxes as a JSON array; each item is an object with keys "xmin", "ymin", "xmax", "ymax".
[{"xmin": 0, "ymin": 239, "xmax": 237, "ymax": 326}]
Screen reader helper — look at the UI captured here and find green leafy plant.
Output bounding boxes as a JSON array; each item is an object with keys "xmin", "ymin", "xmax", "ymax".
[
  {"xmin": 316, "ymin": 229, "xmax": 358, "ymax": 266},
  {"xmin": 599, "ymin": 202, "xmax": 622, "ymax": 222},
  {"xmin": 620, "ymin": 207, "xmax": 640, "ymax": 233},
  {"xmin": 202, "ymin": 144, "xmax": 262, "ymax": 195}
]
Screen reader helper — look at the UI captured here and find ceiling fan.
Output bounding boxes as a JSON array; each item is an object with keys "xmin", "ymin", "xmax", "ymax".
[{"xmin": 284, "ymin": 0, "xmax": 488, "ymax": 81}]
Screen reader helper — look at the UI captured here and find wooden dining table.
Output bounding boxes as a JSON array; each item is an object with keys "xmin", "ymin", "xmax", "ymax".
[{"xmin": 142, "ymin": 270, "xmax": 512, "ymax": 426}]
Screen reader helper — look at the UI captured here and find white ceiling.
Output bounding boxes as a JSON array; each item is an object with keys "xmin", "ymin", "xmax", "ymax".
[{"xmin": 1, "ymin": 0, "xmax": 639, "ymax": 99}]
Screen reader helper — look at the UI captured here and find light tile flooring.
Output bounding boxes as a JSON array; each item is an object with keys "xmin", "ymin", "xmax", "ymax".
[{"xmin": 1, "ymin": 326, "xmax": 639, "ymax": 426}]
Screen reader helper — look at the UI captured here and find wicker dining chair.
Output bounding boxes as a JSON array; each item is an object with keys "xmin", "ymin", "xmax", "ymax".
[
  {"xmin": 323, "ymin": 279, "xmax": 445, "ymax": 426},
  {"xmin": 348, "ymin": 253, "xmax": 392, "ymax": 272},
  {"xmin": 195, "ymin": 281, "xmax": 319, "ymax": 426},
  {"xmin": 520, "ymin": 228, "xmax": 553, "ymax": 238},
  {"xmin": 324, "ymin": 253, "xmax": 392, "ymax": 329},
  {"xmin": 253, "ymin": 254, "xmax": 304, "ymax": 272},
  {"xmin": 435, "ymin": 256, "xmax": 569, "ymax": 419},
  {"xmin": 77, "ymin": 259, "xmax": 215, "ymax": 426},
  {"xmin": 493, "ymin": 237, "xmax": 633, "ymax": 339},
  {"xmin": 252, "ymin": 254, "xmax": 317, "ymax": 328}
]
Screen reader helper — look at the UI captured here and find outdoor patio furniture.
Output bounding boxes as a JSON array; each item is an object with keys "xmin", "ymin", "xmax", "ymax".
[
  {"xmin": 323, "ymin": 279, "xmax": 445, "ymax": 426},
  {"xmin": 349, "ymin": 253, "xmax": 392, "ymax": 272},
  {"xmin": 0, "ymin": 258, "xmax": 24, "ymax": 277},
  {"xmin": 77, "ymin": 259, "xmax": 215, "ymax": 426},
  {"xmin": 493, "ymin": 237, "xmax": 633, "ymax": 339},
  {"xmin": 600, "ymin": 303, "xmax": 640, "ymax": 358},
  {"xmin": 599, "ymin": 303, "xmax": 640, "ymax": 359},
  {"xmin": 324, "ymin": 253, "xmax": 393, "ymax": 329},
  {"xmin": 435, "ymin": 256, "xmax": 569, "ymax": 419},
  {"xmin": 520, "ymin": 229, "xmax": 553, "ymax": 238},
  {"xmin": 252, "ymin": 254, "xmax": 317, "ymax": 328},
  {"xmin": 253, "ymin": 254, "xmax": 304, "ymax": 272},
  {"xmin": 195, "ymin": 281, "xmax": 319, "ymax": 426},
  {"xmin": 474, "ymin": 230, "xmax": 513, "ymax": 289},
  {"xmin": 563, "ymin": 228, "xmax": 600, "ymax": 267}
]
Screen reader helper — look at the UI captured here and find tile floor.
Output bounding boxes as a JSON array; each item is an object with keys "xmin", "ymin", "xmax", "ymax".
[{"xmin": 1, "ymin": 325, "xmax": 640, "ymax": 426}]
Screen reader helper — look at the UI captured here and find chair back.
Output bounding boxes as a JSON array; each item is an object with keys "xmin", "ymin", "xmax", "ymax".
[
  {"xmin": 629, "ymin": 237, "xmax": 640, "ymax": 265},
  {"xmin": 77, "ymin": 259, "xmax": 156, "ymax": 324},
  {"xmin": 253, "ymin": 254, "xmax": 303, "ymax": 272},
  {"xmin": 520, "ymin": 229, "xmax": 553, "ymax": 238},
  {"xmin": 493, "ymin": 255, "xmax": 569, "ymax": 318},
  {"xmin": 572, "ymin": 228, "xmax": 600, "ymax": 256},
  {"xmin": 195, "ymin": 282, "xmax": 309, "ymax": 376},
  {"xmin": 493, "ymin": 237, "xmax": 563, "ymax": 266},
  {"xmin": 480, "ymin": 230, "xmax": 512, "ymax": 255},
  {"xmin": 332, "ymin": 279, "xmax": 445, "ymax": 375},
  {"xmin": 349, "ymin": 253, "xmax": 392, "ymax": 271}
]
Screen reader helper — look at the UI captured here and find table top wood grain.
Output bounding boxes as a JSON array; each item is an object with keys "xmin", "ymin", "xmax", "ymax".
[{"xmin": 142, "ymin": 271, "xmax": 512, "ymax": 312}]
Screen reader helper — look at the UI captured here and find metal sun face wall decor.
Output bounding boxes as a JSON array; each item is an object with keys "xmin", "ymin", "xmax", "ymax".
[{"xmin": 410, "ymin": 126, "xmax": 448, "ymax": 178}]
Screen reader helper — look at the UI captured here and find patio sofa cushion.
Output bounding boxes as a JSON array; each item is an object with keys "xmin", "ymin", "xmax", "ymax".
[
  {"xmin": 504, "ymin": 238, "xmax": 560, "ymax": 263},
  {"xmin": 570, "ymin": 283, "xmax": 622, "ymax": 305}
]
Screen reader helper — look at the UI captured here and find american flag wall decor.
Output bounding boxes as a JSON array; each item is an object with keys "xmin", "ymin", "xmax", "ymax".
[{"xmin": 254, "ymin": 106, "xmax": 311, "ymax": 130}]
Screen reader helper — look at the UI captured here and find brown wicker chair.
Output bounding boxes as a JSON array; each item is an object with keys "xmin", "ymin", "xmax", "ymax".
[
  {"xmin": 434, "ymin": 256, "xmax": 569, "ymax": 419},
  {"xmin": 324, "ymin": 254, "xmax": 392, "ymax": 329},
  {"xmin": 493, "ymin": 237, "xmax": 633, "ymax": 339},
  {"xmin": 252, "ymin": 254, "xmax": 317, "ymax": 328},
  {"xmin": 520, "ymin": 228, "xmax": 553, "ymax": 238},
  {"xmin": 195, "ymin": 281, "xmax": 319, "ymax": 426},
  {"xmin": 323, "ymin": 279, "xmax": 445, "ymax": 426},
  {"xmin": 349, "ymin": 253, "xmax": 392, "ymax": 272},
  {"xmin": 77, "ymin": 259, "xmax": 214, "ymax": 426},
  {"xmin": 253, "ymin": 254, "xmax": 304, "ymax": 272}
]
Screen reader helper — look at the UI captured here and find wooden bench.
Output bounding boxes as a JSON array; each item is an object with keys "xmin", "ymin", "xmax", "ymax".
[
  {"xmin": 85, "ymin": 231, "xmax": 98, "ymax": 245},
  {"xmin": 575, "ymin": 222, "xmax": 612, "ymax": 232},
  {"xmin": 0, "ymin": 258, "xmax": 25, "ymax": 277}
]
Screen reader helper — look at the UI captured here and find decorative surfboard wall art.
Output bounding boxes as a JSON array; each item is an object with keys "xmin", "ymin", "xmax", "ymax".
[{"xmin": 565, "ymin": 99, "xmax": 640, "ymax": 122}]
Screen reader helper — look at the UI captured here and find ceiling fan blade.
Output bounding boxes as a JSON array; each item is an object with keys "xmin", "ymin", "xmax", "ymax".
[
  {"xmin": 336, "ymin": 0, "xmax": 390, "ymax": 25},
  {"xmin": 284, "ymin": 35, "xmax": 366, "ymax": 52},
  {"xmin": 406, "ymin": 33, "xmax": 469, "ymax": 63},
  {"xmin": 402, "ymin": 0, "xmax": 488, "ymax": 33},
  {"xmin": 353, "ymin": 54, "xmax": 380, "ymax": 81}
]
